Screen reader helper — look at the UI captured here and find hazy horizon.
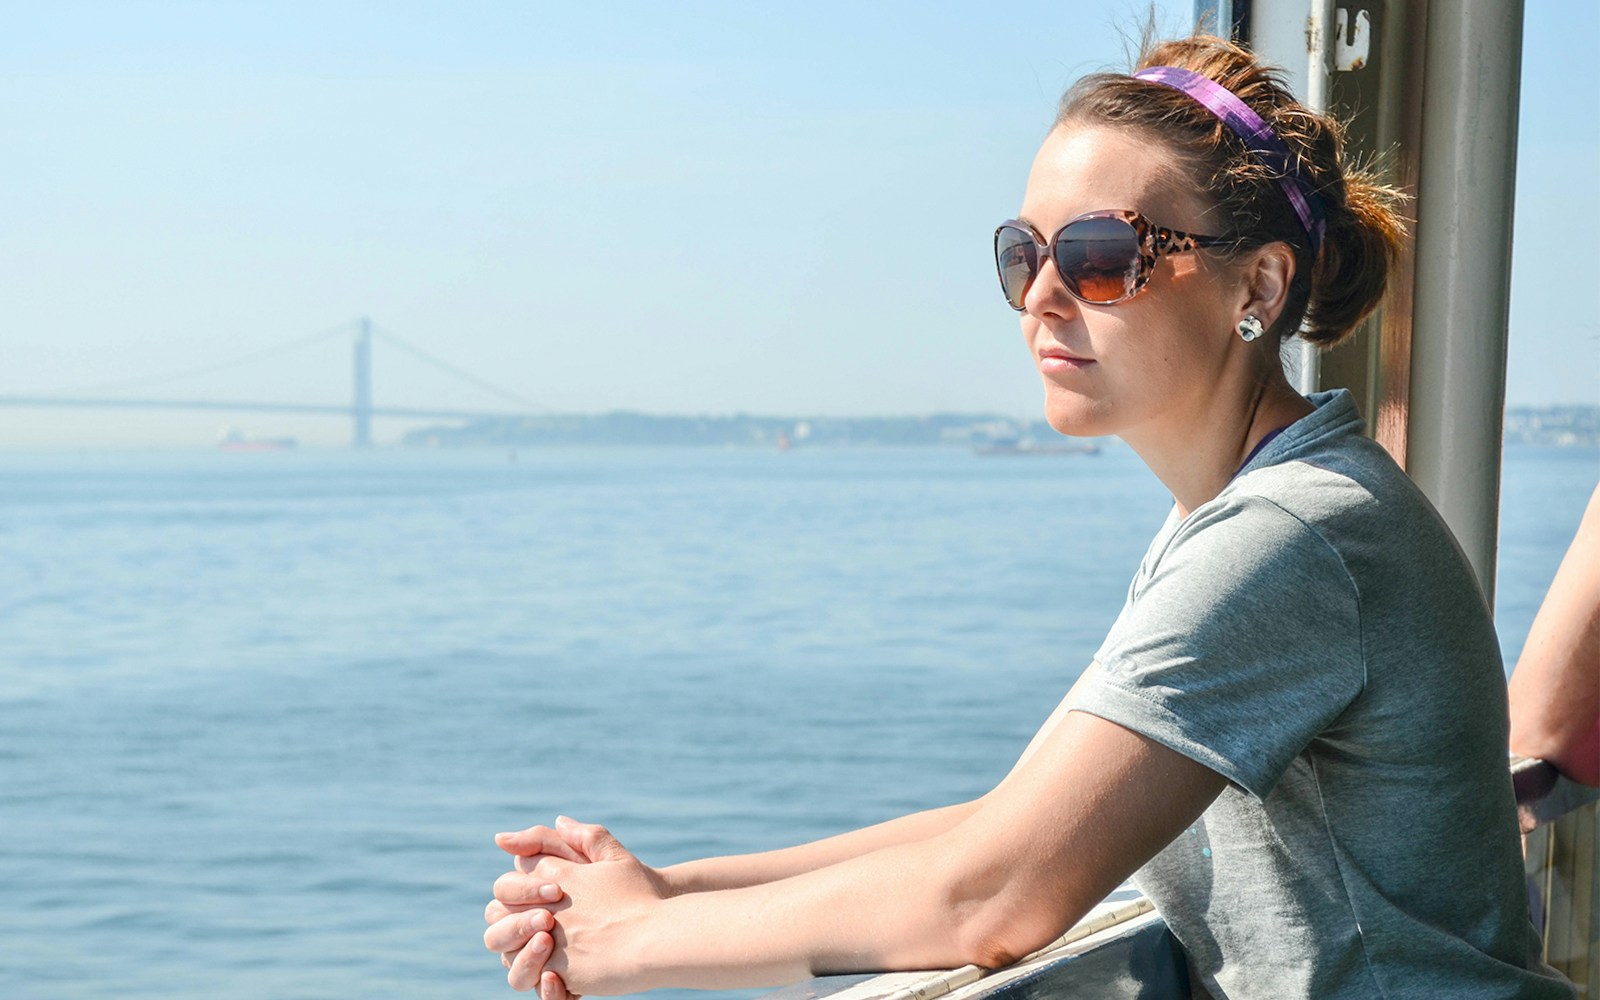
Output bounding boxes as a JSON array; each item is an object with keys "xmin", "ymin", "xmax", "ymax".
[{"xmin": 5, "ymin": 1, "xmax": 1596, "ymax": 448}]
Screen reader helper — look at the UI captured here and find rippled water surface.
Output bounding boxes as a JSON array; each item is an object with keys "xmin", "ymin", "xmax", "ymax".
[{"xmin": 1, "ymin": 443, "xmax": 1593, "ymax": 999}]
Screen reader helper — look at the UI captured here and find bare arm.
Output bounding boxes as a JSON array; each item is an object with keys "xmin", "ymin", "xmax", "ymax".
[
  {"xmin": 1508, "ymin": 483, "xmax": 1600, "ymax": 786},
  {"xmin": 656, "ymin": 801, "xmax": 980, "ymax": 894},
  {"xmin": 644, "ymin": 663, "xmax": 1104, "ymax": 894},
  {"xmin": 490, "ymin": 695, "xmax": 1224, "ymax": 995},
  {"xmin": 494, "ymin": 665, "xmax": 1105, "ymax": 901}
]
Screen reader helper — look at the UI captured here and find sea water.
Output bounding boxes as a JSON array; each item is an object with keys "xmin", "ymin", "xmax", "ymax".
[{"xmin": 1, "ymin": 443, "xmax": 1594, "ymax": 999}]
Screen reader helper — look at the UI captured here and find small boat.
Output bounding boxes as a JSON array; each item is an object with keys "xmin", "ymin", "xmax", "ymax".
[
  {"xmin": 217, "ymin": 425, "xmax": 297, "ymax": 451},
  {"xmin": 974, "ymin": 440, "xmax": 1099, "ymax": 457}
]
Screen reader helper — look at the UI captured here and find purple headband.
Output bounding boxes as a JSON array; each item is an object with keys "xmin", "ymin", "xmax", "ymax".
[{"xmin": 1133, "ymin": 65, "xmax": 1325, "ymax": 256}]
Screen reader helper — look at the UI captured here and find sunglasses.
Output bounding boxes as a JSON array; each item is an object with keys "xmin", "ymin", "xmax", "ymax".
[{"xmin": 993, "ymin": 210, "xmax": 1233, "ymax": 309}]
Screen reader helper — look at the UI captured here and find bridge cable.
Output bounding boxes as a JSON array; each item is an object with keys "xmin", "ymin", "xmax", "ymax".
[
  {"xmin": 45, "ymin": 321, "xmax": 356, "ymax": 396},
  {"xmin": 369, "ymin": 323, "xmax": 544, "ymax": 413}
]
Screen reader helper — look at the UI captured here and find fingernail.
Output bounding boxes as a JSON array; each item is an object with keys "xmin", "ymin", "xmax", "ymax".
[
  {"xmin": 539, "ymin": 883, "xmax": 560, "ymax": 901},
  {"xmin": 534, "ymin": 933, "xmax": 550, "ymax": 952}
]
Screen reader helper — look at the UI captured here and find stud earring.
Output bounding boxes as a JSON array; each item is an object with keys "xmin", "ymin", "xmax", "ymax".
[{"xmin": 1237, "ymin": 315, "xmax": 1264, "ymax": 342}]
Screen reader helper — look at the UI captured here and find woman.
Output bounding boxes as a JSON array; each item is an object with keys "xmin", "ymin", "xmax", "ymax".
[{"xmin": 484, "ymin": 35, "xmax": 1570, "ymax": 998}]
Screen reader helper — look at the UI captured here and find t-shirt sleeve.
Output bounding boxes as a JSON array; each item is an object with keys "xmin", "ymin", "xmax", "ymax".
[{"xmin": 1074, "ymin": 496, "xmax": 1365, "ymax": 800}]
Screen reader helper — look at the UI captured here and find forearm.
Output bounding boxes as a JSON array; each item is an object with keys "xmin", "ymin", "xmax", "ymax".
[
  {"xmin": 1509, "ymin": 616, "xmax": 1600, "ymax": 784},
  {"xmin": 657, "ymin": 799, "xmax": 980, "ymax": 894},
  {"xmin": 1509, "ymin": 604, "xmax": 1600, "ymax": 756},
  {"xmin": 497, "ymin": 810, "xmax": 1021, "ymax": 995},
  {"xmin": 621, "ymin": 713, "xmax": 1222, "ymax": 993},
  {"xmin": 1508, "ymin": 484, "xmax": 1600, "ymax": 784},
  {"xmin": 538, "ymin": 713, "xmax": 1225, "ymax": 996},
  {"xmin": 655, "ymin": 671, "xmax": 1102, "ymax": 897},
  {"xmin": 633, "ymin": 831, "xmax": 1013, "ymax": 991}
]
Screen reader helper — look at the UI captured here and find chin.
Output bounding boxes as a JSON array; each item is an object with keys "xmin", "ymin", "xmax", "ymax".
[{"xmin": 1041, "ymin": 391, "xmax": 1114, "ymax": 438}]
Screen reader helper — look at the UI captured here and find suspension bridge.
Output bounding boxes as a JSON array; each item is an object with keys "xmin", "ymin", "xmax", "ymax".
[{"xmin": 0, "ymin": 318, "xmax": 538, "ymax": 447}]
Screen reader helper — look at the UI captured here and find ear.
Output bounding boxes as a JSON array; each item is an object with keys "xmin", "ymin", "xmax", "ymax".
[{"xmin": 1236, "ymin": 241, "xmax": 1296, "ymax": 332}]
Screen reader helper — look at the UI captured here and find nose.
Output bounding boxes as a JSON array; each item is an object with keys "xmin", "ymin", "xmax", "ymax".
[{"xmin": 1022, "ymin": 251, "xmax": 1080, "ymax": 320}]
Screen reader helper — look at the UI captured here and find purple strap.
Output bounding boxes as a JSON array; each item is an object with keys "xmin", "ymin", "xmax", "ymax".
[
  {"xmin": 1133, "ymin": 66, "xmax": 1325, "ymax": 256},
  {"xmin": 1234, "ymin": 426, "xmax": 1286, "ymax": 478}
]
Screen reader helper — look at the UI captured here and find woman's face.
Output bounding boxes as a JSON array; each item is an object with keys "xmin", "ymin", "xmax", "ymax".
[{"xmin": 1016, "ymin": 125, "xmax": 1246, "ymax": 441}]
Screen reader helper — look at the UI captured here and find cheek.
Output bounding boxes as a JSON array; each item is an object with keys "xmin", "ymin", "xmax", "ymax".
[
  {"xmin": 1105, "ymin": 312, "xmax": 1231, "ymax": 412},
  {"xmin": 1142, "ymin": 258, "xmax": 1237, "ymax": 344},
  {"xmin": 1164, "ymin": 254, "xmax": 1207, "ymax": 283},
  {"xmin": 1083, "ymin": 313, "xmax": 1203, "ymax": 403}
]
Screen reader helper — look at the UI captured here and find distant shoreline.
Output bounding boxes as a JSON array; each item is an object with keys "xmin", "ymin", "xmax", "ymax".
[{"xmin": 400, "ymin": 405, "xmax": 1600, "ymax": 450}]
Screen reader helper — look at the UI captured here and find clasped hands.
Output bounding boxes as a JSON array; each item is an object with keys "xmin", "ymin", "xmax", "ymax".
[{"xmin": 484, "ymin": 816, "xmax": 668, "ymax": 996}]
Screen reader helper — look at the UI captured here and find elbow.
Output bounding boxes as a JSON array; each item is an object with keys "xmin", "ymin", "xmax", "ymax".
[
  {"xmin": 935, "ymin": 867, "xmax": 1091, "ymax": 972},
  {"xmin": 947, "ymin": 900, "xmax": 1078, "ymax": 971},
  {"xmin": 955, "ymin": 931, "xmax": 1035, "ymax": 973},
  {"xmin": 1510, "ymin": 699, "xmax": 1585, "ymax": 764},
  {"xmin": 1507, "ymin": 707, "xmax": 1555, "ymax": 762},
  {"xmin": 1510, "ymin": 710, "xmax": 1600, "ymax": 787}
]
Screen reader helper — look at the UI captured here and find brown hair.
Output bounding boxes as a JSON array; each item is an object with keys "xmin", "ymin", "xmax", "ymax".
[{"xmin": 1056, "ymin": 35, "xmax": 1408, "ymax": 347}]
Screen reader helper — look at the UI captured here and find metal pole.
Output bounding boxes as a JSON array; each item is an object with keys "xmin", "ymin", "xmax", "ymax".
[
  {"xmin": 1294, "ymin": 0, "xmax": 1337, "ymax": 396},
  {"xmin": 353, "ymin": 317, "xmax": 373, "ymax": 448},
  {"xmin": 1240, "ymin": 0, "xmax": 1334, "ymax": 395},
  {"xmin": 1193, "ymin": 0, "xmax": 1244, "ymax": 40},
  {"xmin": 1407, "ymin": 0, "xmax": 1525, "ymax": 606}
]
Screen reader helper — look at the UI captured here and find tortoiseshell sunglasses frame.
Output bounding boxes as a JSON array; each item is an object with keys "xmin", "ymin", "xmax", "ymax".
[{"xmin": 993, "ymin": 209, "xmax": 1234, "ymax": 310}]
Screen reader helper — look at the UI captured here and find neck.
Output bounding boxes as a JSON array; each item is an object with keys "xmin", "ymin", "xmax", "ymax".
[{"xmin": 1122, "ymin": 364, "xmax": 1314, "ymax": 518}]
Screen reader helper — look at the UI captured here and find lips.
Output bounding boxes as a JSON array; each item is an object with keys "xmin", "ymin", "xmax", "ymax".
[{"xmin": 1037, "ymin": 347, "xmax": 1095, "ymax": 374}]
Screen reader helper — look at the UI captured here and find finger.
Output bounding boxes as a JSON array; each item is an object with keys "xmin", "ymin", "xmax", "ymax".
[
  {"xmin": 509, "ymin": 855, "xmax": 569, "ymax": 881},
  {"xmin": 555, "ymin": 815, "xmax": 629, "ymax": 862},
  {"xmin": 497, "ymin": 826, "xmax": 586, "ymax": 863},
  {"xmin": 485, "ymin": 907, "xmax": 553, "ymax": 953},
  {"xmin": 494, "ymin": 870, "xmax": 567, "ymax": 905},
  {"xmin": 540, "ymin": 970, "xmax": 575, "ymax": 1000},
  {"xmin": 507, "ymin": 929, "xmax": 553, "ymax": 992},
  {"xmin": 486, "ymin": 899, "xmax": 541, "ymax": 924},
  {"xmin": 515, "ymin": 854, "xmax": 575, "ymax": 892}
]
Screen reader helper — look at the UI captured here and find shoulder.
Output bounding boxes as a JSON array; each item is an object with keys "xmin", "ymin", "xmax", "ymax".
[
  {"xmin": 1110, "ymin": 486, "xmax": 1364, "ymax": 678},
  {"xmin": 1087, "ymin": 485, "xmax": 1369, "ymax": 798},
  {"xmin": 1151, "ymin": 489, "xmax": 1357, "ymax": 604},
  {"xmin": 1234, "ymin": 391, "xmax": 1443, "ymax": 538},
  {"xmin": 1208, "ymin": 408, "xmax": 1456, "ymax": 586}
]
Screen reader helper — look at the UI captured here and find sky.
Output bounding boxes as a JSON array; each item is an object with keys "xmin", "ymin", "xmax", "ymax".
[{"xmin": 2, "ymin": 0, "xmax": 1596, "ymax": 447}]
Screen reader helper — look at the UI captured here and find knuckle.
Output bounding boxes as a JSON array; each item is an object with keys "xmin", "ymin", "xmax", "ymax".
[
  {"xmin": 531, "ymin": 857, "xmax": 562, "ymax": 879},
  {"xmin": 494, "ymin": 872, "xmax": 529, "ymax": 901}
]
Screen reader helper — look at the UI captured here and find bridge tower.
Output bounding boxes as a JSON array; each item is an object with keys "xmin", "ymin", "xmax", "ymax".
[{"xmin": 353, "ymin": 317, "xmax": 373, "ymax": 448}]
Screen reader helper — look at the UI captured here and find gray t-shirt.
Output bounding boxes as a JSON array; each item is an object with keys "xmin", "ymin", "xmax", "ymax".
[{"xmin": 1075, "ymin": 390, "xmax": 1571, "ymax": 998}]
